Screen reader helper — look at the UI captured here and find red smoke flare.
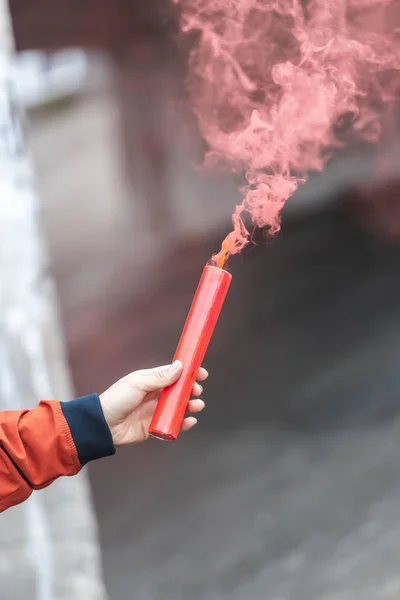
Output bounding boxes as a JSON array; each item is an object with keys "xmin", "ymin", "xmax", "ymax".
[{"xmin": 174, "ymin": 0, "xmax": 400, "ymax": 266}]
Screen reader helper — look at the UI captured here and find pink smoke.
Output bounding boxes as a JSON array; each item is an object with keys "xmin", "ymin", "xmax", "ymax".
[{"xmin": 174, "ymin": 0, "xmax": 400, "ymax": 265}]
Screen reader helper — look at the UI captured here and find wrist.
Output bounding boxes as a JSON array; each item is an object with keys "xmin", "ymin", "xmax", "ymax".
[
  {"xmin": 99, "ymin": 393, "xmax": 116, "ymax": 445},
  {"xmin": 99, "ymin": 393, "xmax": 126, "ymax": 447}
]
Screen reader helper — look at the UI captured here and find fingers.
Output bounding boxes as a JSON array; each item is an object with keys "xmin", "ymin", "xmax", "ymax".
[
  {"xmin": 136, "ymin": 361, "xmax": 208, "ymax": 395},
  {"xmin": 136, "ymin": 361, "xmax": 183, "ymax": 393},
  {"xmin": 192, "ymin": 367, "xmax": 208, "ymax": 396},
  {"xmin": 196, "ymin": 367, "xmax": 209, "ymax": 382},
  {"xmin": 146, "ymin": 398, "xmax": 204, "ymax": 437},
  {"xmin": 188, "ymin": 398, "xmax": 205, "ymax": 413},
  {"xmin": 192, "ymin": 366, "xmax": 208, "ymax": 395},
  {"xmin": 181, "ymin": 416, "xmax": 198, "ymax": 432},
  {"xmin": 180, "ymin": 400, "xmax": 204, "ymax": 434},
  {"xmin": 192, "ymin": 381, "xmax": 203, "ymax": 397}
]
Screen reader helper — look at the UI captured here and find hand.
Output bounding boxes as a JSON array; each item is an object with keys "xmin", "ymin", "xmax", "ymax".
[{"xmin": 99, "ymin": 361, "xmax": 207, "ymax": 446}]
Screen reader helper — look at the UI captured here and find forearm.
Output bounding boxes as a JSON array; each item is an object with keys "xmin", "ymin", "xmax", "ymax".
[{"xmin": 0, "ymin": 395, "xmax": 115, "ymax": 512}]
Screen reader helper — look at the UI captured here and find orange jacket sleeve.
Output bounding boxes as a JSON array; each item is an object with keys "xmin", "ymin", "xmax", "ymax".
[{"xmin": 0, "ymin": 395, "xmax": 115, "ymax": 513}]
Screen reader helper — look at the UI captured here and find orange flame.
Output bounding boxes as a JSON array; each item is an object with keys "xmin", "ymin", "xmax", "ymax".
[{"xmin": 214, "ymin": 238, "xmax": 230, "ymax": 269}]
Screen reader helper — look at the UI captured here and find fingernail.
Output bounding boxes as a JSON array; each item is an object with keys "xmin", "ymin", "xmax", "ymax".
[{"xmin": 170, "ymin": 360, "xmax": 181, "ymax": 372}]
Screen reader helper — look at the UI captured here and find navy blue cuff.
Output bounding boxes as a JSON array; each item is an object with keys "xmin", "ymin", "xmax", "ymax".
[{"xmin": 60, "ymin": 394, "xmax": 116, "ymax": 467}]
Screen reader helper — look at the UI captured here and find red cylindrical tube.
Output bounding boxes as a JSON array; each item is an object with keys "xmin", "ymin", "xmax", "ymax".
[{"xmin": 148, "ymin": 264, "xmax": 232, "ymax": 441}]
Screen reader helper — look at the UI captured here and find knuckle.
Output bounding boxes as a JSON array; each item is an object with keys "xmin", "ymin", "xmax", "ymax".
[{"xmin": 154, "ymin": 369, "xmax": 167, "ymax": 382}]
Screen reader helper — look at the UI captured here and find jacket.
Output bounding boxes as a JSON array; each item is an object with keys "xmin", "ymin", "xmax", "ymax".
[{"xmin": 0, "ymin": 394, "xmax": 115, "ymax": 512}]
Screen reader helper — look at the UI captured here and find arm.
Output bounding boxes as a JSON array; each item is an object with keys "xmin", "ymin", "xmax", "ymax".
[
  {"xmin": 0, "ymin": 395, "xmax": 114, "ymax": 512},
  {"xmin": 0, "ymin": 361, "xmax": 207, "ymax": 513}
]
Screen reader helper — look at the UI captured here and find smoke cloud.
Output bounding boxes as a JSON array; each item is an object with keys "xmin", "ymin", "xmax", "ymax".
[{"xmin": 174, "ymin": 0, "xmax": 400, "ymax": 265}]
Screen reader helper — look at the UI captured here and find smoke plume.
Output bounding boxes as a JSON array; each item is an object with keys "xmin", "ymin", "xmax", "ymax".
[{"xmin": 174, "ymin": 0, "xmax": 400, "ymax": 265}]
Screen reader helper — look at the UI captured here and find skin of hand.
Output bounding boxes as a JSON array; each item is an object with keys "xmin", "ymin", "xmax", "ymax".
[{"xmin": 99, "ymin": 361, "xmax": 207, "ymax": 447}]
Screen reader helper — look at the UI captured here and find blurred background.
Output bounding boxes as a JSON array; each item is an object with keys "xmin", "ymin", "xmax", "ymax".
[{"xmin": 3, "ymin": 1, "xmax": 400, "ymax": 599}]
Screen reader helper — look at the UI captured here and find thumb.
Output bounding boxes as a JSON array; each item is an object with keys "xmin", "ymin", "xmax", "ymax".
[{"xmin": 137, "ymin": 360, "xmax": 183, "ymax": 393}]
